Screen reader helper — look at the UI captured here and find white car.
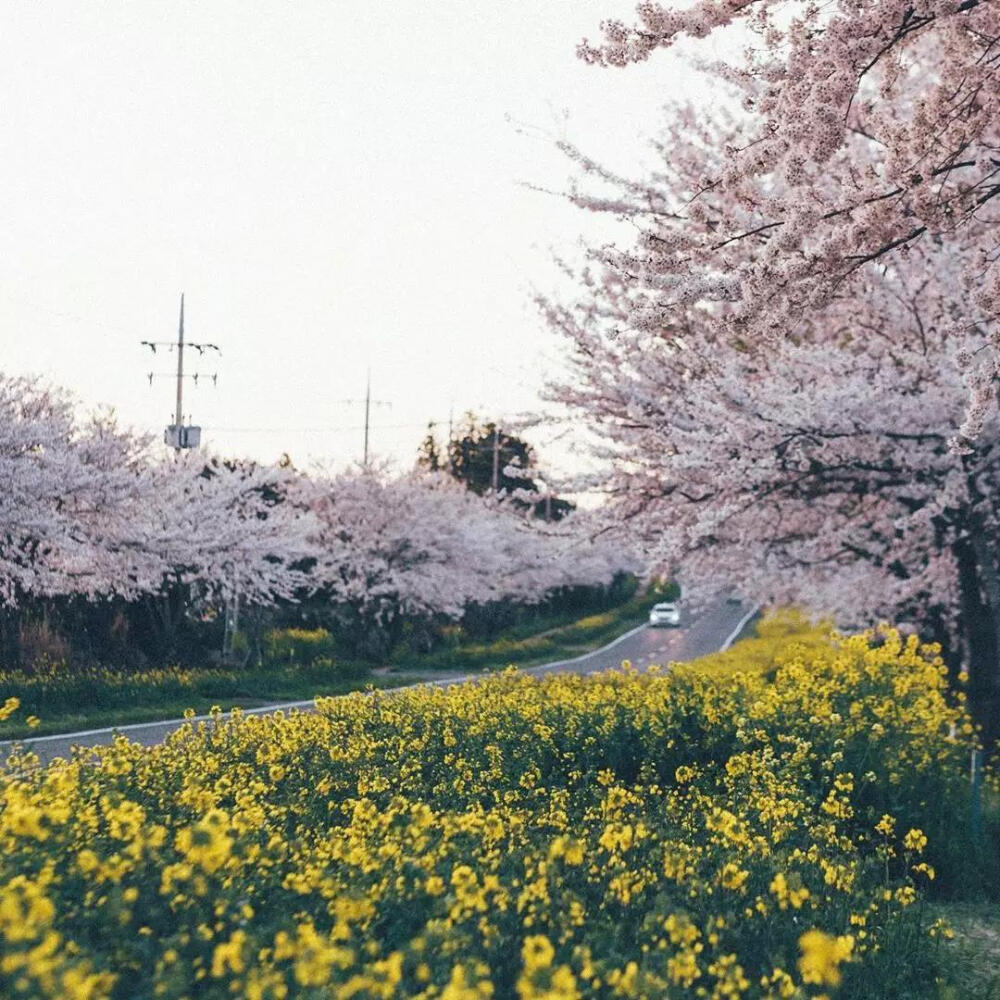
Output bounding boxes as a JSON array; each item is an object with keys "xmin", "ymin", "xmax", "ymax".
[{"xmin": 648, "ymin": 602, "xmax": 681, "ymax": 627}]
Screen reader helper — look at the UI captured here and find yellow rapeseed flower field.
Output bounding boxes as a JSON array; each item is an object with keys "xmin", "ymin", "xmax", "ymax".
[{"xmin": 0, "ymin": 625, "xmax": 993, "ymax": 998}]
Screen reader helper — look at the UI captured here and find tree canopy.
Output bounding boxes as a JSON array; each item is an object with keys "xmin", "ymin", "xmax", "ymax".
[{"xmin": 547, "ymin": 0, "xmax": 1000, "ymax": 723}]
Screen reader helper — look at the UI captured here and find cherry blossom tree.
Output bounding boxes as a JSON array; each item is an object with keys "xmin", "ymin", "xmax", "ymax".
[
  {"xmin": 574, "ymin": 0, "xmax": 998, "ymax": 437},
  {"xmin": 0, "ymin": 372, "xmax": 316, "ymax": 663},
  {"xmin": 303, "ymin": 467, "xmax": 634, "ymax": 656},
  {"xmin": 550, "ymin": 231, "xmax": 1000, "ymax": 705},
  {"xmin": 0, "ymin": 373, "xmax": 633, "ymax": 667},
  {"xmin": 0, "ymin": 375, "xmax": 161, "ymax": 665},
  {"xmin": 119, "ymin": 454, "xmax": 315, "ymax": 656},
  {"xmin": 306, "ymin": 470, "xmax": 499, "ymax": 635},
  {"xmin": 539, "ymin": 0, "xmax": 1000, "ymax": 727},
  {"xmin": 545, "ymin": 47, "xmax": 1000, "ymax": 725},
  {"xmin": 0, "ymin": 375, "xmax": 153, "ymax": 605}
]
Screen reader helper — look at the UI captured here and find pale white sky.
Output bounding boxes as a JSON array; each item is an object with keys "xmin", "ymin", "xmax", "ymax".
[{"xmin": 0, "ymin": 2, "xmax": 715, "ymax": 475}]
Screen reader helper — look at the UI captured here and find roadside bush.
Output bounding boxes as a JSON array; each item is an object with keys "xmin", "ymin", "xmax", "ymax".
[
  {"xmin": 460, "ymin": 573, "xmax": 641, "ymax": 642},
  {"xmin": 16, "ymin": 619, "xmax": 71, "ymax": 674},
  {"xmin": 418, "ymin": 633, "xmax": 561, "ymax": 671},
  {"xmin": 400, "ymin": 592, "xmax": 661, "ymax": 672},
  {"xmin": 556, "ymin": 611, "xmax": 618, "ymax": 643},
  {"xmin": 263, "ymin": 627, "xmax": 336, "ymax": 666},
  {"xmin": 0, "ymin": 658, "xmax": 373, "ymax": 739}
]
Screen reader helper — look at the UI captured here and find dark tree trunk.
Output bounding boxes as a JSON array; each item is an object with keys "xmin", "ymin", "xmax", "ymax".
[
  {"xmin": 0, "ymin": 604, "xmax": 21, "ymax": 671},
  {"xmin": 137, "ymin": 581, "xmax": 189, "ymax": 663},
  {"xmin": 954, "ymin": 534, "xmax": 1000, "ymax": 745}
]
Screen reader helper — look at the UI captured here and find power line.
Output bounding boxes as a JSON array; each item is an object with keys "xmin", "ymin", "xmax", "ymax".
[
  {"xmin": 203, "ymin": 419, "xmax": 448, "ymax": 434},
  {"xmin": 201, "ymin": 414, "xmax": 576, "ymax": 435}
]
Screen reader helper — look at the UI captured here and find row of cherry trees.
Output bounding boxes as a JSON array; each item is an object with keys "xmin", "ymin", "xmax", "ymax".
[
  {"xmin": 547, "ymin": 0, "xmax": 999, "ymax": 724},
  {"xmin": 0, "ymin": 373, "xmax": 633, "ymax": 667}
]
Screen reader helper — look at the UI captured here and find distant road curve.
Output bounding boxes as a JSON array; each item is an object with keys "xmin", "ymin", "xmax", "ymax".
[{"xmin": 6, "ymin": 599, "xmax": 757, "ymax": 766}]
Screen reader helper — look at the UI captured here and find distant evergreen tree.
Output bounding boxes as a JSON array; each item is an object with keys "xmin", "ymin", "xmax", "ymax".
[
  {"xmin": 419, "ymin": 413, "xmax": 574, "ymax": 521},
  {"xmin": 448, "ymin": 415, "xmax": 534, "ymax": 498},
  {"xmin": 416, "ymin": 423, "xmax": 443, "ymax": 473}
]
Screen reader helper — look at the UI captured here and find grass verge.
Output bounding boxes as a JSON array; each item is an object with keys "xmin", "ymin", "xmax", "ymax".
[
  {"xmin": 928, "ymin": 902, "xmax": 1000, "ymax": 999},
  {"xmin": 0, "ymin": 669, "xmax": 429, "ymax": 742},
  {"xmin": 389, "ymin": 591, "xmax": 662, "ymax": 674},
  {"xmin": 0, "ymin": 592, "xmax": 662, "ymax": 740}
]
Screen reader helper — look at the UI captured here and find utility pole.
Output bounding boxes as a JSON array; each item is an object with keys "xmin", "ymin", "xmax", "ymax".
[
  {"xmin": 363, "ymin": 369, "xmax": 372, "ymax": 467},
  {"xmin": 338, "ymin": 368, "xmax": 390, "ymax": 467},
  {"xmin": 142, "ymin": 294, "xmax": 220, "ymax": 451},
  {"xmin": 447, "ymin": 404, "xmax": 454, "ymax": 475},
  {"xmin": 491, "ymin": 424, "xmax": 500, "ymax": 494}
]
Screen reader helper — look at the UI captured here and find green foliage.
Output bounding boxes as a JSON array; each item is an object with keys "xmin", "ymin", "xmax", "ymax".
[
  {"xmin": 263, "ymin": 628, "xmax": 337, "ymax": 666},
  {"xmin": 229, "ymin": 630, "xmax": 249, "ymax": 661},
  {"xmin": 300, "ymin": 656, "xmax": 369, "ymax": 684},
  {"xmin": 420, "ymin": 412, "xmax": 575, "ymax": 519},
  {"xmin": 447, "ymin": 414, "xmax": 537, "ymax": 497},
  {"xmin": 16, "ymin": 618, "xmax": 71, "ymax": 672},
  {"xmin": 647, "ymin": 576, "xmax": 682, "ymax": 602},
  {"xmin": 458, "ymin": 573, "xmax": 641, "ymax": 644},
  {"xmin": 398, "ymin": 590, "xmax": 658, "ymax": 673},
  {"xmin": 0, "ymin": 588, "xmax": 656, "ymax": 737},
  {"xmin": 928, "ymin": 902, "xmax": 1000, "ymax": 999}
]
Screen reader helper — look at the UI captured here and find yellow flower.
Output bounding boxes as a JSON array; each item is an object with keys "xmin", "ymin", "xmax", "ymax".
[
  {"xmin": 175, "ymin": 809, "xmax": 234, "ymax": 874},
  {"xmin": 521, "ymin": 935, "xmax": 555, "ymax": 972},
  {"xmin": 442, "ymin": 963, "xmax": 495, "ymax": 1000},
  {"xmin": 875, "ymin": 814, "xmax": 896, "ymax": 837},
  {"xmin": 719, "ymin": 862, "xmax": 750, "ymax": 891},
  {"xmin": 211, "ymin": 929, "xmax": 247, "ymax": 977},
  {"xmin": 798, "ymin": 929, "xmax": 854, "ymax": 987}
]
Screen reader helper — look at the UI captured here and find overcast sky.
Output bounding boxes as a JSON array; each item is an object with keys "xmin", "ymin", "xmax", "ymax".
[{"xmin": 0, "ymin": 2, "xmax": 714, "ymax": 475}]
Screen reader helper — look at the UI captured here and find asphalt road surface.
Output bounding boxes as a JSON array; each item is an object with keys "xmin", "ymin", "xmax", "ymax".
[
  {"xmin": 7, "ymin": 599, "xmax": 756, "ymax": 766},
  {"xmin": 533, "ymin": 598, "xmax": 752, "ymax": 676}
]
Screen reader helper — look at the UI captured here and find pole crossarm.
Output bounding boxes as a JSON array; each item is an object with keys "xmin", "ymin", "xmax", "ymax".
[
  {"xmin": 146, "ymin": 372, "xmax": 218, "ymax": 385},
  {"xmin": 141, "ymin": 340, "xmax": 221, "ymax": 355}
]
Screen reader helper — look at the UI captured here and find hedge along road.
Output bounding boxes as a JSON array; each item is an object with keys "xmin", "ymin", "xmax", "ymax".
[{"xmin": 5, "ymin": 598, "xmax": 758, "ymax": 766}]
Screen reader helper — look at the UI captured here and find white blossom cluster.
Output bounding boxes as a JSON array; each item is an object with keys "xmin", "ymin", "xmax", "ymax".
[
  {"xmin": 544, "ymin": 0, "xmax": 1000, "ymax": 656},
  {"xmin": 0, "ymin": 373, "xmax": 633, "ymax": 622},
  {"xmin": 574, "ymin": 0, "xmax": 999, "ymax": 433}
]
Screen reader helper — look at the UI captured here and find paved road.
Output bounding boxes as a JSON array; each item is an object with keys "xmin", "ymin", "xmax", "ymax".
[
  {"xmin": 6, "ymin": 599, "xmax": 756, "ymax": 766},
  {"xmin": 534, "ymin": 598, "xmax": 752, "ymax": 676}
]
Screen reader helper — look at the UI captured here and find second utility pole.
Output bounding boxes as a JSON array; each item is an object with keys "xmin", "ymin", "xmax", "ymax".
[
  {"xmin": 492, "ymin": 425, "xmax": 500, "ymax": 493},
  {"xmin": 363, "ymin": 369, "xmax": 372, "ymax": 467},
  {"xmin": 336, "ymin": 371, "xmax": 390, "ymax": 468}
]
